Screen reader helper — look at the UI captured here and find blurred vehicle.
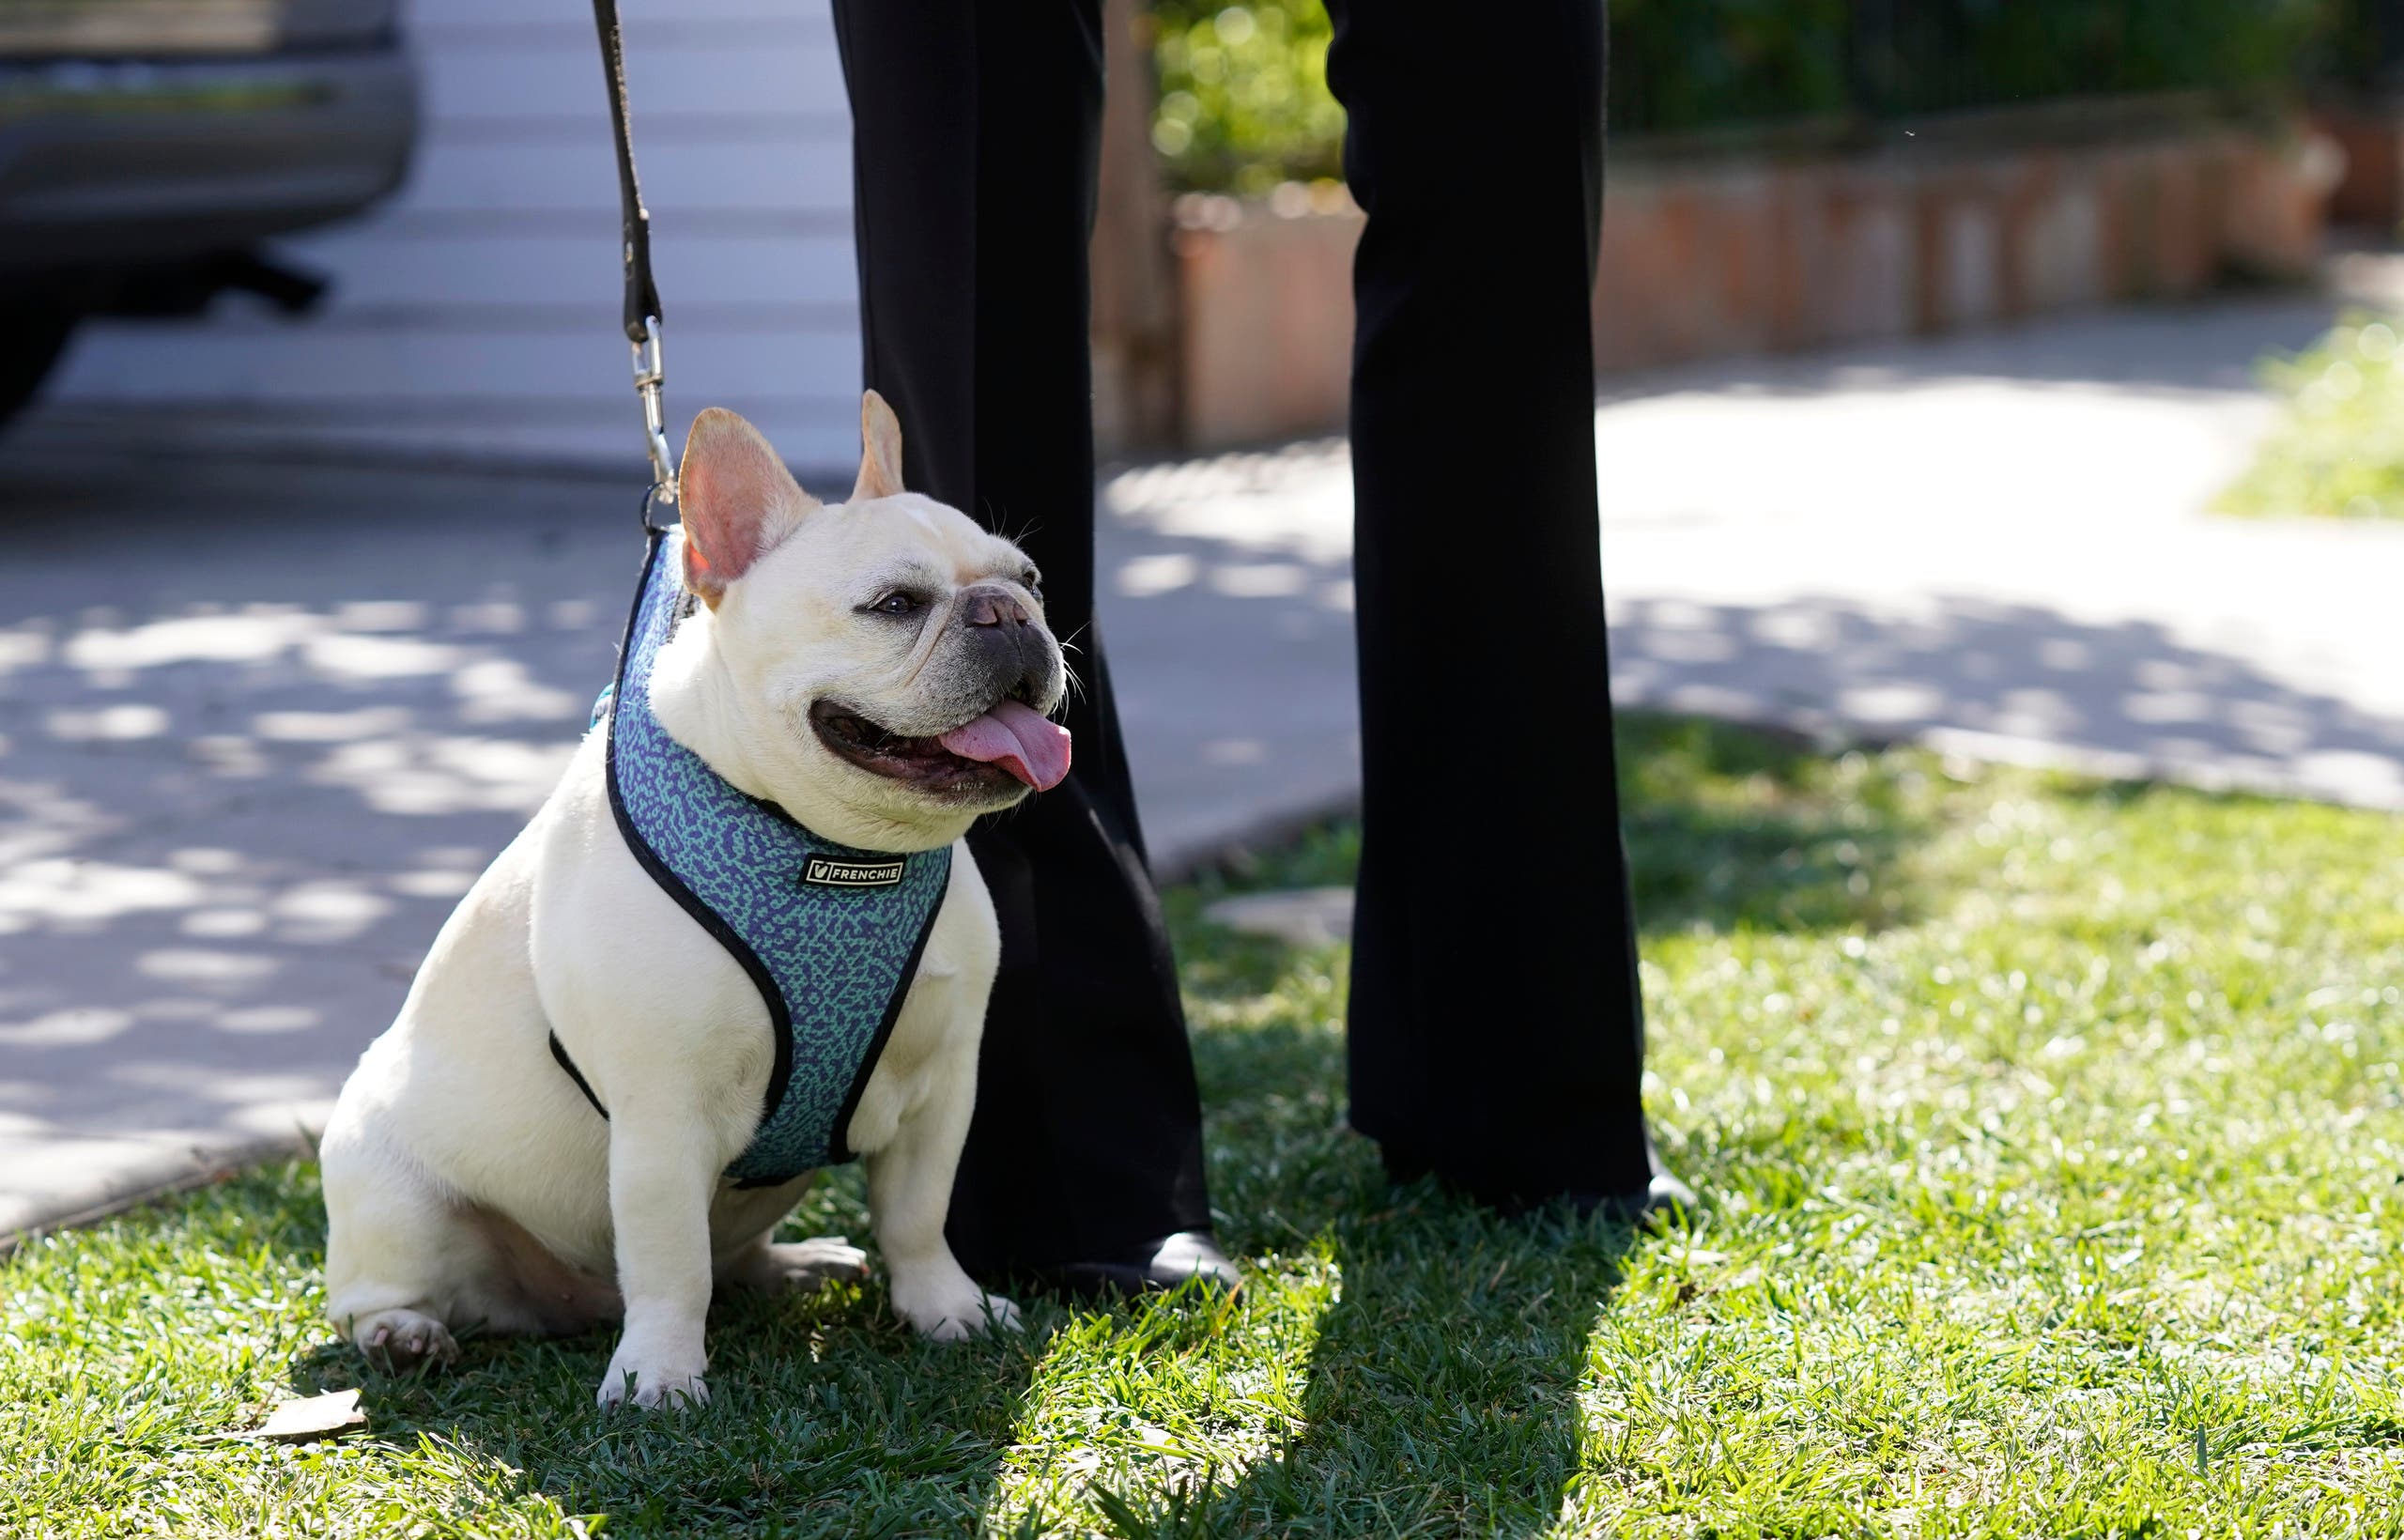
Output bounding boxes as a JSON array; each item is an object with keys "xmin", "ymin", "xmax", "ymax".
[{"xmin": 0, "ymin": 0, "xmax": 417, "ymax": 428}]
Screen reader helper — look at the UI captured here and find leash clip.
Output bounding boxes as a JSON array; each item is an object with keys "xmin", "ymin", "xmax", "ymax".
[{"xmin": 631, "ymin": 316, "xmax": 678, "ymax": 506}]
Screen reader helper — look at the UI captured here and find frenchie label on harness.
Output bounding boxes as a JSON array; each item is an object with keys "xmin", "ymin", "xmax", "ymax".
[{"xmin": 803, "ymin": 855, "xmax": 907, "ymax": 888}]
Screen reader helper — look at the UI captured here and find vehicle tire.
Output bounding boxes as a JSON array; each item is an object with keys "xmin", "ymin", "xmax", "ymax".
[{"xmin": 0, "ymin": 306, "xmax": 79, "ymax": 433}]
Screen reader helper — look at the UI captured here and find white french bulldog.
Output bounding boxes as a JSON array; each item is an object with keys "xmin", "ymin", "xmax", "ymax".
[{"xmin": 319, "ymin": 393, "xmax": 1071, "ymax": 1409}]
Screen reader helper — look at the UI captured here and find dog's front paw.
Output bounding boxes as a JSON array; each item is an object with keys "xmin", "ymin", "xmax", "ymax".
[
  {"xmin": 973, "ymin": 1293, "xmax": 1024, "ymax": 1335},
  {"xmin": 596, "ymin": 1345, "xmax": 711, "ymax": 1411},
  {"xmin": 892, "ymin": 1278, "xmax": 1021, "ymax": 1342}
]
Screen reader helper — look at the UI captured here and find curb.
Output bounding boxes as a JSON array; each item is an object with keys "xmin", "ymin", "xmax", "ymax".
[{"xmin": 0, "ymin": 1131, "xmax": 318, "ymax": 1259}]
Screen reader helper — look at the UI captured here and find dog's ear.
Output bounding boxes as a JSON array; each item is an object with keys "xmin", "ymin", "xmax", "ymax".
[
  {"xmin": 678, "ymin": 408, "xmax": 814, "ymax": 607},
  {"xmin": 852, "ymin": 390, "xmax": 905, "ymax": 503}
]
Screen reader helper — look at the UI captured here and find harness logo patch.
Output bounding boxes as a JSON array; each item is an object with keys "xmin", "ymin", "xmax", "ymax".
[{"xmin": 803, "ymin": 855, "xmax": 907, "ymax": 888}]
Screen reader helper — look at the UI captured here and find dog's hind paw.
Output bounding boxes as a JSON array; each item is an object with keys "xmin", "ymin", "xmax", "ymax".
[
  {"xmin": 352, "ymin": 1308, "xmax": 459, "ymax": 1372},
  {"xmin": 732, "ymin": 1236, "xmax": 871, "ymax": 1294}
]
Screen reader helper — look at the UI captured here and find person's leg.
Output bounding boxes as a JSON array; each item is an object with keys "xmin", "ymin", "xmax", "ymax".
[
  {"xmin": 831, "ymin": 0, "xmax": 1225, "ymax": 1284},
  {"xmin": 1325, "ymin": 0, "xmax": 1681, "ymax": 1212}
]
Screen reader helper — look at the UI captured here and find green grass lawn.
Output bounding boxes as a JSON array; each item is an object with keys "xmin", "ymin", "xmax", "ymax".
[
  {"xmin": 2218, "ymin": 310, "xmax": 2404, "ymax": 521},
  {"xmin": 6, "ymin": 715, "xmax": 2402, "ymax": 1537}
]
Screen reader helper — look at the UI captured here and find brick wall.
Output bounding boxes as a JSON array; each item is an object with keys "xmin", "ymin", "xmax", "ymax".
[{"xmin": 1136, "ymin": 121, "xmax": 2339, "ymax": 454}]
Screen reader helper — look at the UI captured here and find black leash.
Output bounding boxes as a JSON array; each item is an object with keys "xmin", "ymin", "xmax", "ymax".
[{"xmin": 590, "ymin": 0, "xmax": 678, "ymax": 512}]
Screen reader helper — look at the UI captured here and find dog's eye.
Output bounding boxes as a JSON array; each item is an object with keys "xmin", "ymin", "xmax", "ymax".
[
  {"xmin": 1020, "ymin": 570, "xmax": 1042, "ymax": 602},
  {"xmin": 869, "ymin": 591, "xmax": 922, "ymax": 617}
]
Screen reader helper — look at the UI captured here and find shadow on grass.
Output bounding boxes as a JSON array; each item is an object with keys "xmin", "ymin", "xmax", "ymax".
[
  {"xmin": 272, "ymin": 1174, "xmax": 1044, "ymax": 1537},
  {"xmin": 1172, "ymin": 712, "xmax": 1941, "ymax": 962},
  {"xmin": 1116, "ymin": 712, "xmax": 1949, "ymax": 1534},
  {"xmin": 1203, "ymin": 1200, "xmax": 1639, "ymax": 1537},
  {"xmin": 1616, "ymin": 711, "xmax": 1934, "ymax": 937},
  {"xmin": 1079, "ymin": 1018, "xmax": 1653, "ymax": 1538}
]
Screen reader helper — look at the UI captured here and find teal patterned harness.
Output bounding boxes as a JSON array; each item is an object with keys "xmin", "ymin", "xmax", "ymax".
[{"xmin": 550, "ymin": 528, "xmax": 951, "ymax": 1187}]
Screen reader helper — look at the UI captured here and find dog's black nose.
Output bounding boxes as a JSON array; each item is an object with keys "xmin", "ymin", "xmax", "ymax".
[
  {"xmin": 955, "ymin": 584, "xmax": 1056, "ymax": 704},
  {"xmin": 962, "ymin": 587, "xmax": 1031, "ymax": 628}
]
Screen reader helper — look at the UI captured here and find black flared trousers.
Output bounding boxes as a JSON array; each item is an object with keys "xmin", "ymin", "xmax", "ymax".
[{"xmin": 830, "ymin": 0, "xmax": 1651, "ymax": 1266}]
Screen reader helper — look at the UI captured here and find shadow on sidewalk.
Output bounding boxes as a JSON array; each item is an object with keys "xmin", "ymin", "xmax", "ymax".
[{"xmin": 1610, "ymin": 594, "xmax": 2404, "ymax": 810}]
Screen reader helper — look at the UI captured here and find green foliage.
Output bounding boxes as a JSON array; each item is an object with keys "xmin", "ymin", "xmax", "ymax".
[
  {"xmin": 2319, "ymin": 0, "xmax": 2404, "ymax": 88},
  {"xmin": 1149, "ymin": 1, "xmax": 1345, "ymax": 195},
  {"xmin": 2218, "ymin": 311, "xmax": 2404, "ymax": 519},
  {"xmin": 1847, "ymin": 0, "xmax": 2332, "ymax": 117},
  {"xmin": 1149, "ymin": 0, "xmax": 2334, "ymax": 192},
  {"xmin": 1608, "ymin": 0, "xmax": 1855, "ymax": 132},
  {"xmin": 8, "ymin": 713, "xmax": 2404, "ymax": 1534}
]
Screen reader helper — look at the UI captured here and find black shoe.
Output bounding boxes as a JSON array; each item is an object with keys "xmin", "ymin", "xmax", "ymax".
[
  {"xmin": 1571, "ymin": 1167, "xmax": 1699, "ymax": 1225},
  {"xmin": 1021, "ymin": 1230, "xmax": 1243, "ymax": 1301},
  {"xmin": 1377, "ymin": 1133, "xmax": 1697, "ymax": 1223}
]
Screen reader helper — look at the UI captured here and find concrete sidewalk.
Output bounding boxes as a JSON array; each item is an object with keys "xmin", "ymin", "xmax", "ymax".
[
  {"xmin": 1105, "ymin": 293, "xmax": 2404, "ymax": 809},
  {"xmin": 7, "ymin": 289, "xmax": 2402, "ymax": 1238}
]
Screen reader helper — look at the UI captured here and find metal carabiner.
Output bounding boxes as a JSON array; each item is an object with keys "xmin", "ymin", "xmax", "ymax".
[{"xmin": 630, "ymin": 316, "xmax": 678, "ymax": 506}]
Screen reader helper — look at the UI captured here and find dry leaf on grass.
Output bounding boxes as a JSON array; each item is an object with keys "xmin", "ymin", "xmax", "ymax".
[{"xmin": 224, "ymin": 1388, "xmax": 368, "ymax": 1443}]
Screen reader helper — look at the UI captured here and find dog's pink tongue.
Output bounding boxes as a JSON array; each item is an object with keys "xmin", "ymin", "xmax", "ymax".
[{"xmin": 938, "ymin": 700, "xmax": 1071, "ymax": 791}]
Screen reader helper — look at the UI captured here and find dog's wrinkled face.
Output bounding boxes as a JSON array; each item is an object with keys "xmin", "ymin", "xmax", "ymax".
[{"xmin": 671, "ymin": 396, "xmax": 1070, "ymax": 831}]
